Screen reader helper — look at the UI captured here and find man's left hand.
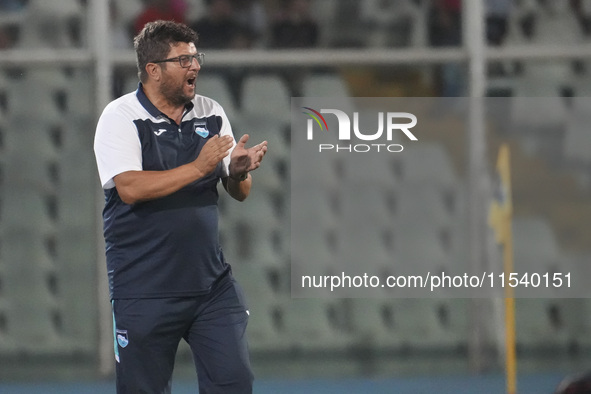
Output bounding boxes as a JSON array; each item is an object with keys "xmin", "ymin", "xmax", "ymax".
[{"xmin": 228, "ymin": 134, "xmax": 268, "ymax": 180}]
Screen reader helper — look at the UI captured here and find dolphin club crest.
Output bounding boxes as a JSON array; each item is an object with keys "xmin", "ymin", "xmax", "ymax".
[
  {"xmin": 116, "ymin": 329, "xmax": 129, "ymax": 348},
  {"xmin": 194, "ymin": 122, "xmax": 209, "ymax": 138}
]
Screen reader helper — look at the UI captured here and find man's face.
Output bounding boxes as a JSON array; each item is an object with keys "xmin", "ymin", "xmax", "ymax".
[{"xmin": 158, "ymin": 42, "xmax": 200, "ymax": 107}]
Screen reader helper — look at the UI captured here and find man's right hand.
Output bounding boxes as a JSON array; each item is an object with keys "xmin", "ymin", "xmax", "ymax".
[{"xmin": 193, "ymin": 135, "xmax": 234, "ymax": 177}]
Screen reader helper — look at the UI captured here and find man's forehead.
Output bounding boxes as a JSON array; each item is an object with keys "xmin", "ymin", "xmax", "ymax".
[{"xmin": 168, "ymin": 42, "xmax": 197, "ymax": 55}]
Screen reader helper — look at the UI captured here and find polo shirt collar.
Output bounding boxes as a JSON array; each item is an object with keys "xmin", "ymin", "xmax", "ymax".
[{"xmin": 136, "ymin": 82, "xmax": 195, "ymax": 119}]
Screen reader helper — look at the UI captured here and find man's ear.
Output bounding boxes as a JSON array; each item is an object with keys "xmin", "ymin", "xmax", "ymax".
[{"xmin": 146, "ymin": 63, "xmax": 161, "ymax": 82}]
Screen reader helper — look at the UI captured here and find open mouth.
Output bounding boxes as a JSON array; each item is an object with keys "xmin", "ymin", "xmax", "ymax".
[{"xmin": 187, "ymin": 77, "xmax": 196, "ymax": 88}]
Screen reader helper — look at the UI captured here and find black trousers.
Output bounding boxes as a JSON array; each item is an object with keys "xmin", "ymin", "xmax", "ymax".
[{"xmin": 112, "ymin": 272, "xmax": 253, "ymax": 394}]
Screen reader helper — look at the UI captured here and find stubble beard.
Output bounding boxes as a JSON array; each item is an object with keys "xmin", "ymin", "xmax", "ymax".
[{"xmin": 159, "ymin": 77, "xmax": 194, "ymax": 107}]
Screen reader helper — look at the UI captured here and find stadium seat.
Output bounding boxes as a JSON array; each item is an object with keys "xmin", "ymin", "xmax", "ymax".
[
  {"xmin": 0, "ymin": 71, "xmax": 8, "ymax": 115},
  {"xmin": 393, "ymin": 225, "xmax": 454, "ymax": 280},
  {"xmin": 1, "ymin": 188, "xmax": 55, "ymax": 232},
  {"xmin": 530, "ymin": 2, "xmax": 583, "ymax": 45},
  {"xmin": 302, "ymin": 73, "xmax": 352, "ymax": 99},
  {"xmin": 244, "ymin": 301, "xmax": 291, "ymax": 354},
  {"xmin": 346, "ymin": 298, "xmax": 403, "ymax": 353},
  {"xmin": 221, "ymin": 194, "xmax": 283, "ymax": 266},
  {"xmin": 395, "ymin": 184, "xmax": 466, "ymax": 272},
  {"xmin": 397, "ymin": 142, "xmax": 459, "ymax": 188},
  {"xmin": 53, "ymin": 226, "xmax": 97, "ymax": 352},
  {"xmin": 0, "ymin": 297, "xmax": 16, "ymax": 353},
  {"xmin": 57, "ymin": 155, "xmax": 97, "ymax": 228},
  {"xmin": 281, "ymin": 298, "xmax": 353, "ymax": 353},
  {"xmin": 248, "ymin": 155, "xmax": 286, "ymax": 197},
  {"xmin": 514, "ymin": 298, "xmax": 572, "ymax": 352},
  {"xmin": 291, "ymin": 187, "xmax": 339, "ymax": 277},
  {"xmin": 509, "ymin": 94, "xmax": 567, "ymax": 157},
  {"xmin": 2, "ymin": 296, "xmax": 63, "ymax": 354},
  {"xmin": 512, "ymin": 216, "xmax": 575, "ymax": 281},
  {"xmin": 6, "ymin": 70, "xmax": 68, "ymax": 124},
  {"xmin": 240, "ymin": 74, "xmax": 291, "ymax": 124},
  {"xmin": 571, "ymin": 67, "xmax": 591, "ymax": 96},
  {"xmin": 63, "ymin": 68, "xmax": 95, "ymax": 125},
  {"xmin": 3, "ymin": 117, "xmax": 60, "ymax": 204},
  {"xmin": 327, "ymin": 0, "xmax": 366, "ymax": 47},
  {"xmin": 516, "ymin": 60, "xmax": 574, "ymax": 100},
  {"xmin": 230, "ymin": 114, "xmax": 289, "ymax": 202},
  {"xmin": 183, "ymin": 0, "xmax": 207, "ymax": 22},
  {"xmin": 396, "ymin": 185, "xmax": 455, "ymax": 227},
  {"xmin": 360, "ymin": 0, "xmax": 425, "ymax": 48},
  {"xmin": 339, "ymin": 150, "xmax": 399, "ymax": 187},
  {"xmin": 393, "ymin": 298, "xmax": 469, "ymax": 353},
  {"xmin": 231, "ymin": 263, "xmax": 281, "ymax": 306},
  {"xmin": 8, "ymin": 121, "xmax": 60, "ymax": 161},
  {"xmin": 510, "ymin": 218, "xmax": 573, "ymax": 350},
  {"xmin": 220, "ymin": 129, "xmax": 285, "ymax": 197},
  {"xmin": 310, "ymin": 0, "xmax": 340, "ymax": 47},
  {"xmin": 409, "ymin": 0, "xmax": 429, "ymax": 48},
  {"xmin": 122, "ymin": 73, "xmax": 141, "ymax": 96},
  {"xmin": 510, "ymin": 217, "xmax": 575, "ymax": 305},
  {"xmin": 338, "ymin": 183, "xmax": 394, "ymax": 225},
  {"xmin": 565, "ymin": 282, "xmax": 591, "ymax": 350},
  {"xmin": 563, "ymin": 98, "xmax": 591, "ymax": 179},
  {"xmin": 231, "ymin": 264, "xmax": 291, "ymax": 353},
  {"xmin": 113, "ymin": 0, "xmax": 144, "ymax": 30},
  {"xmin": 18, "ymin": 0, "xmax": 85, "ymax": 48},
  {"xmin": 236, "ymin": 113, "xmax": 289, "ymax": 161},
  {"xmin": 5, "ymin": 114, "xmax": 59, "ymax": 153},
  {"xmin": 2, "ymin": 154, "xmax": 56, "ymax": 198},
  {"xmin": 513, "ymin": 217, "xmax": 561, "ymax": 272},
  {"xmin": 503, "ymin": 2, "xmax": 532, "ymax": 47},
  {"xmin": 60, "ymin": 115, "xmax": 95, "ymax": 153},
  {"xmin": 196, "ymin": 74, "xmax": 239, "ymax": 121},
  {"xmin": 0, "ymin": 229, "xmax": 64, "ymax": 354},
  {"xmin": 1, "ymin": 227, "xmax": 55, "ymax": 272},
  {"xmin": 335, "ymin": 187, "xmax": 395, "ymax": 285},
  {"xmin": 291, "ymin": 151, "xmax": 341, "ymax": 191}
]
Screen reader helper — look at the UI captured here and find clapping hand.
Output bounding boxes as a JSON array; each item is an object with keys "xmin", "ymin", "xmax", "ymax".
[{"xmin": 228, "ymin": 134, "xmax": 268, "ymax": 180}]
